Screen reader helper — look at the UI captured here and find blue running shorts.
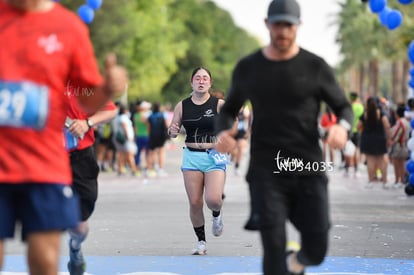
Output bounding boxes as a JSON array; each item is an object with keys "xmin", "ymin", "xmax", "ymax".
[
  {"xmin": 181, "ymin": 147, "xmax": 226, "ymax": 173},
  {"xmin": 0, "ymin": 183, "xmax": 80, "ymax": 241}
]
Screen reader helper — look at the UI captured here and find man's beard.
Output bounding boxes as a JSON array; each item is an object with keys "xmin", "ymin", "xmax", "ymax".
[{"xmin": 272, "ymin": 36, "xmax": 293, "ymax": 53}]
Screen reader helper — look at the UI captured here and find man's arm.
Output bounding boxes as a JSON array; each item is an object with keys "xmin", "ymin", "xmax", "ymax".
[
  {"xmin": 77, "ymin": 60, "xmax": 127, "ymax": 115},
  {"xmin": 68, "ymin": 109, "xmax": 118, "ymax": 139},
  {"xmin": 215, "ymin": 63, "xmax": 247, "ymax": 133},
  {"xmin": 88, "ymin": 109, "xmax": 118, "ymax": 127},
  {"xmin": 215, "ymin": 64, "xmax": 247, "ymax": 152}
]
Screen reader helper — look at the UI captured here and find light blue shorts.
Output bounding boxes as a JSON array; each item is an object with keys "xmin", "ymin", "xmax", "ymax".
[
  {"xmin": 0, "ymin": 183, "xmax": 80, "ymax": 241},
  {"xmin": 181, "ymin": 147, "xmax": 227, "ymax": 173}
]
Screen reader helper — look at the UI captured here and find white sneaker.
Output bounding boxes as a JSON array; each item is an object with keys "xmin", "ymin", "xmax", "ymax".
[
  {"xmin": 192, "ymin": 240, "xmax": 207, "ymax": 255},
  {"xmin": 383, "ymin": 182, "xmax": 393, "ymax": 189},
  {"xmin": 157, "ymin": 168, "xmax": 168, "ymax": 177},
  {"xmin": 212, "ymin": 213, "xmax": 224, "ymax": 237},
  {"xmin": 393, "ymin": 182, "xmax": 405, "ymax": 189},
  {"xmin": 364, "ymin": 182, "xmax": 374, "ymax": 189}
]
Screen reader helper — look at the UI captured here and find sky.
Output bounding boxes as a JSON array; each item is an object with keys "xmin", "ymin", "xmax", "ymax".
[{"xmin": 211, "ymin": 0, "xmax": 342, "ymax": 66}]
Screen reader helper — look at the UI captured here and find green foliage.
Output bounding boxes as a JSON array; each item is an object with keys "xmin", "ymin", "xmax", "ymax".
[
  {"xmin": 161, "ymin": 0, "xmax": 259, "ymax": 104},
  {"xmin": 58, "ymin": 0, "xmax": 259, "ymax": 105},
  {"xmin": 337, "ymin": 0, "xmax": 414, "ymax": 65},
  {"xmin": 336, "ymin": 0, "xmax": 414, "ymax": 102}
]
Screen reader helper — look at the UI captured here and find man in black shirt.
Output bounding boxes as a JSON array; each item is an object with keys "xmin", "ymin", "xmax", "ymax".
[{"xmin": 215, "ymin": 0, "xmax": 353, "ymax": 274}]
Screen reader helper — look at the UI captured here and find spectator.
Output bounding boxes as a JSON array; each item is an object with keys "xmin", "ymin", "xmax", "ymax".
[
  {"xmin": 389, "ymin": 105, "xmax": 410, "ymax": 188},
  {"xmin": 96, "ymin": 121, "xmax": 116, "ymax": 172},
  {"xmin": 133, "ymin": 101, "xmax": 151, "ymax": 176},
  {"xmin": 320, "ymin": 106, "xmax": 337, "ymax": 165},
  {"xmin": 358, "ymin": 97, "xmax": 391, "ymax": 188},
  {"xmin": 231, "ymin": 105, "xmax": 251, "ymax": 176},
  {"xmin": 344, "ymin": 92, "xmax": 364, "ymax": 178},
  {"xmin": 147, "ymin": 102, "xmax": 169, "ymax": 177},
  {"xmin": 113, "ymin": 104, "xmax": 138, "ymax": 176}
]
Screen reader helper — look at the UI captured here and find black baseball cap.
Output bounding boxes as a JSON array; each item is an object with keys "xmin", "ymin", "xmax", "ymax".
[{"xmin": 267, "ymin": 0, "xmax": 301, "ymax": 25}]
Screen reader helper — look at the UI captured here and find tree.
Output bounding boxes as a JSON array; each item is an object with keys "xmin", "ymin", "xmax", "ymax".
[
  {"xmin": 161, "ymin": 0, "xmax": 259, "ymax": 104},
  {"xmin": 58, "ymin": 0, "xmax": 259, "ymax": 104},
  {"xmin": 336, "ymin": 0, "xmax": 414, "ymax": 104}
]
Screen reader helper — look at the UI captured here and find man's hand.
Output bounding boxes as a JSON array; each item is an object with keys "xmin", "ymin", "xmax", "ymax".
[
  {"xmin": 326, "ymin": 124, "xmax": 348, "ymax": 150},
  {"xmin": 68, "ymin": 119, "xmax": 89, "ymax": 139},
  {"xmin": 104, "ymin": 53, "xmax": 128, "ymax": 98},
  {"xmin": 168, "ymin": 122, "xmax": 180, "ymax": 138},
  {"xmin": 215, "ymin": 130, "xmax": 237, "ymax": 153},
  {"xmin": 77, "ymin": 53, "xmax": 128, "ymax": 114}
]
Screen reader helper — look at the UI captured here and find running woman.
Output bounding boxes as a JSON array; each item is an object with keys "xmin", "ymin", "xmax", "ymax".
[{"xmin": 168, "ymin": 67, "xmax": 228, "ymax": 255}]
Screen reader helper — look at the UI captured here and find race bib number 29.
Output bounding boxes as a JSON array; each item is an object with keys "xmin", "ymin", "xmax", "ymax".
[{"xmin": 0, "ymin": 80, "xmax": 49, "ymax": 130}]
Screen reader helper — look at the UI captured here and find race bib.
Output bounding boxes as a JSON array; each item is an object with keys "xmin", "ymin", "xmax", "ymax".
[
  {"xmin": 208, "ymin": 148, "xmax": 231, "ymax": 165},
  {"xmin": 0, "ymin": 80, "xmax": 49, "ymax": 129}
]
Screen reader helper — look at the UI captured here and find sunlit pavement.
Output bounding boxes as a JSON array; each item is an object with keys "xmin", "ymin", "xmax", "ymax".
[{"xmin": 3, "ymin": 143, "xmax": 414, "ymax": 274}]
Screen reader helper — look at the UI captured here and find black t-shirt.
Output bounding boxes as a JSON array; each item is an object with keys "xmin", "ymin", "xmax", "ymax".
[
  {"xmin": 216, "ymin": 48, "xmax": 353, "ymax": 174},
  {"xmin": 182, "ymin": 96, "xmax": 219, "ymax": 144}
]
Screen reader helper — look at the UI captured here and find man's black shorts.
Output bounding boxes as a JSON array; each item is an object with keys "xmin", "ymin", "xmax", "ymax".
[
  {"xmin": 247, "ymin": 166, "xmax": 330, "ymax": 233},
  {"xmin": 70, "ymin": 146, "xmax": 99, "ymax": 221}
]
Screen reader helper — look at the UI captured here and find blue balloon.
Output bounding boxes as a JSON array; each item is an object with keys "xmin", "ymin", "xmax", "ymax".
[
  {"xmin": 87, "ymin": 0, "xmax": 103, "ymax": 10},
  {"xmin": 408, "ymin": 79, "xmax": 414, "ymax": 88},
  {"xmin": 409, "ymin": 174, "xmax": 414, "ymax": 185},
  {"xmin": 411, "ymin": 118, "xmax": 414, "ymax": 129},
  {"xmin": 77, "ymin": 4, "xmax": 95, "ymax": 24},
  {"xmin": 379, "ymin": 7, "xmax": 391, "ymax": 26},
  {"xmin": 386, "ymin": 10, "xmax": 403, "ymax": 30},
  {"xmin": 407, "ymin": 160, "xmax": 414, "ymax": 173},
  {"xmin": 410, "ymin": 67, "xmax": 414, "ymax": 77},
  {"xmin": 369, "ymin": 0, "xmax": 386, "ymax": 13},
  {"xmin": 408, "ymin": 41, "xmax": 414, "ymax": 64},
  {"xmin": 409, "ymin": 40, "xmax": 414, "ymax": 50},
  {"xmin": 398, "ymin": 0, "xmax": 413, "ymax": 4}
]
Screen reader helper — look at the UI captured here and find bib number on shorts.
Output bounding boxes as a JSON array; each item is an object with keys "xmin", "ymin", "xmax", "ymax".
[
  {"xmin": 0, "ymin": 80, "xmax": 49, "ymax": 129},
  {"xmin": 208, "ymin": 148, "xmax": 230, "ymax": 165}
]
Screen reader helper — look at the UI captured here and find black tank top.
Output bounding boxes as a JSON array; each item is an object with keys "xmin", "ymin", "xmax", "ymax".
[{"xmin": 182, "ymin": 96, "xmax": 219, "ymax": 144}]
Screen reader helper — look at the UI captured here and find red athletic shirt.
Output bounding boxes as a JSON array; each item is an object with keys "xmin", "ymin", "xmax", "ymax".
[
  {"xmin": 0, "ymin": 2, "xmax": 103, "ymax": 184},
  {"xmin": 66, "ymin": 89, "xmax": 116, "ymax": 151}
]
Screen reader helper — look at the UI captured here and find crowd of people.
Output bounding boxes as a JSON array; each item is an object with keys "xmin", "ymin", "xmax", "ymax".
[
  {"xmin": 320, "ymin": 93, "xmax": 413, "ymax": 190},
  {"xmin": 99, "ymin": 90, "xmax": 414, "ymax": 195},
  {"xmin": 94, "ymin": 100, "xmax": 172, "ymax": 179},
  {"xmin": 2, "ymin": 0, "xmax": 413, "ymax": 275}
]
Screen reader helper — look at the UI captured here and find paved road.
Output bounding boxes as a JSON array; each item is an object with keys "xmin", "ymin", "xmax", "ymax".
[{"xmin": 3, "ymin": 141, "xmax": 414, "ymax": 274}]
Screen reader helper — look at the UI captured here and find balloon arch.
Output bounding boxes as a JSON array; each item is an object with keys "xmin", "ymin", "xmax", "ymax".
[{"xmin": 366, "ymin": 0, "xmax": 414, "ymax": 195}]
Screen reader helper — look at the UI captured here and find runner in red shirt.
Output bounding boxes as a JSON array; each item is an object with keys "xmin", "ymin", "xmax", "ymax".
[
  {"xmin": 0, "ymin": 1, "xmax": 127, "ymax": 274},
  {"xmin": 65, "ymin": 70, "xmax": 117, "ymax": 274}
]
